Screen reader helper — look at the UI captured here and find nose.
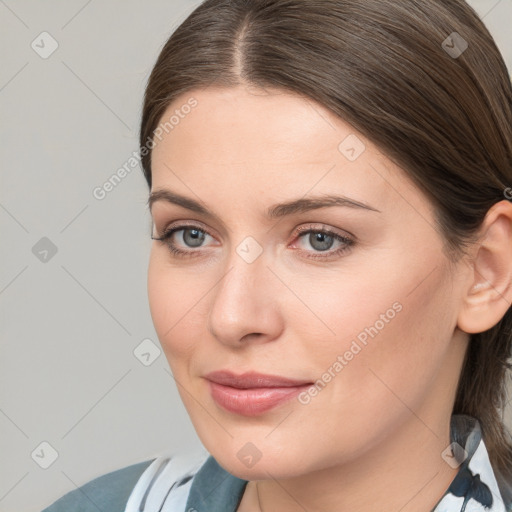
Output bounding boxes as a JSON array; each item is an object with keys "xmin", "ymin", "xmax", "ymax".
[{"xmin": 207, "ymin": 243, "xmax": 283, "ymax": 348}]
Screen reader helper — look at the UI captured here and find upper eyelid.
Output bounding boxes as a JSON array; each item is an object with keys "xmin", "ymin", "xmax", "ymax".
[{"xmin": 156, "ymin": 220, "xmax": 215, "ymax": 238}]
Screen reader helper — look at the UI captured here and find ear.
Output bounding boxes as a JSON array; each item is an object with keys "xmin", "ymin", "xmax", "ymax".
[{"xmin": 457, "ymin": 199, "xmax": 512, "ymax": 334}]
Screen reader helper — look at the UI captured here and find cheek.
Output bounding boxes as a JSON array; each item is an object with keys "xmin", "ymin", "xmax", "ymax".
[
  {"xmin": 147, "ymin": 251, "xmax": 198, "ymax": 362},
  {"xmin": 322, "ymin": 267, "xmax": 456, "ymax": 413},
  {"xmin": 285, "ymin": 262, "xmax": 409, "ymax": 367},
  {"xmin": 280, "ymin": 265, "xmax": 458, "ymax": 460},
  {"xmin": 291, "ymin": 252, "xmax": 457, "ymax": 396}
]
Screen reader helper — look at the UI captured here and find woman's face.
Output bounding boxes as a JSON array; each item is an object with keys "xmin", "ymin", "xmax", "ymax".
[{"xmin": 147, "ymin": 85, "xmax": 469, "ymax": 479}]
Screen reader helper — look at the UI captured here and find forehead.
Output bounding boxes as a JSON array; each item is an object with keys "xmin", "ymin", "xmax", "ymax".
[
  {"xmin": 152, "ymin": 85, "xmax": 358, "ymax": 167},
  {"xmin": 149, "ymin": 85, "xmax": 431, "ymax": 222}
]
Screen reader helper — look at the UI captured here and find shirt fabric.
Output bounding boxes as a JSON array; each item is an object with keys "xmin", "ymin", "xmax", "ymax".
[{"xmin": 41, "ymin": 414, "xmax": 511, "ymax": 512}]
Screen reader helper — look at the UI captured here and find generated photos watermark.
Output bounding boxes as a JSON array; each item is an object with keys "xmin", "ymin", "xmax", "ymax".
[
  {"xmin": 298, "ymin": 301, "xmax": 403, "ymax": 405},
  {"xmin": 92, "ymin": 97, "xmax": 198, "ymax": 200}
]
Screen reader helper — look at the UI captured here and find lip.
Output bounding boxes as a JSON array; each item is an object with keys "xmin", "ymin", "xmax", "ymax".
[{"xmin": 204, "ymin": 370, "xmax": 313, "ymax": 416}]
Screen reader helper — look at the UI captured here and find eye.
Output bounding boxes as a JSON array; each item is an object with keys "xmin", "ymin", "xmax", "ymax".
[
  {"xmin": 292, "ymin": 224, "xmax": 354, "ymax": 260},
  {"xmin": 151, "ymin": 224, "xmax": 215, "ymax": 258},
  {"xmin": 152, "ymin": 222, "xmax": 354, "ymax": 260}
]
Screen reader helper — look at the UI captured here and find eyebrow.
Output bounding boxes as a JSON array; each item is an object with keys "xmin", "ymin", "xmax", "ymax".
[{"xmin": 147, "ymin": 189, "xmax": 381, "ymax": 220}]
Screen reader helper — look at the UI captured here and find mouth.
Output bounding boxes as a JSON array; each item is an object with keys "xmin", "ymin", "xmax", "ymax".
[{"xmin": 203, "ymin": 370, "xmax": 314, "ymax": 416}]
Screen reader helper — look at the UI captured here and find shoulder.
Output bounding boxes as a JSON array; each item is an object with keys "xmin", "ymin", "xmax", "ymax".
[{"xmin": 40, "ymin": 458, "xmax": 155, "ymax": 512}]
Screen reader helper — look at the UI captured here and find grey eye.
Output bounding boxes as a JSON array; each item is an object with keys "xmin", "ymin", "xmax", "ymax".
[
  {"xmin": 181, "ymin": 228, "xmax": 206, "ymax": 248},
  {"xmin": 305, "ymin": 232, "xmax": 335, "ymax": 251}
]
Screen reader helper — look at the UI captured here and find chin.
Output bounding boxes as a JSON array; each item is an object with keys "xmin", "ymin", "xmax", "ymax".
[
  {"xmin": 207, "ymin": 445, "xmax": 308, "ymax": 481},
  {"xmin": 215, "ymin": 455, "xmax": 288, "ymax": 480}
]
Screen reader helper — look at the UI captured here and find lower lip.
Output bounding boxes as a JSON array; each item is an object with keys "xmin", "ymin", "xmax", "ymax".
[{"xmin": 207, "ymin": 381, "xmax": 311, "ymax": 416}]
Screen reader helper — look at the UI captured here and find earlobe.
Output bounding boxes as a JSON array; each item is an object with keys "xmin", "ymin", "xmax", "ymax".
[{"xmin": 457, "ymin": 200, "xmax": 512, "ymax": 334}]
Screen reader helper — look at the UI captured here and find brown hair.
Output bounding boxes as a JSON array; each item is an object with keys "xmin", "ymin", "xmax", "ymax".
[{"xmin": 139, "ymin": 0, "xmax": 512, "ymax": 501}]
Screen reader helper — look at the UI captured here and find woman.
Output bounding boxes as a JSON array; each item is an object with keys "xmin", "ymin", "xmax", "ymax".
[{"xmin": 42, "ymin": 0, "xmax": 512, "ymax": 510}]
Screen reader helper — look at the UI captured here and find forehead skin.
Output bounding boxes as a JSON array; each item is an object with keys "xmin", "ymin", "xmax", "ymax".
[{"xmin": 149, "ymin": 85, "xmax": 437, "ymax": 243}]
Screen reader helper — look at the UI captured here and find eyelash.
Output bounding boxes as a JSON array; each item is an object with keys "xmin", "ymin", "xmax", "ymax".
[{"xmin": 151, "ymin": 222, "xmax": 354, "ymax": 261}]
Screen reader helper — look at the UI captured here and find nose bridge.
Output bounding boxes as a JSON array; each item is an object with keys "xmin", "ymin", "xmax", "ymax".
[
  {"xmin": 207, "ymin": 235, "xmax": 280, "ymax": 344},
  {"xmin": 212, "ymin": 236, "xmax": 268, "ymax": 317},
  {"xmin": 218, "ymin": 232, "xmax": 269, "ymax": 297}
]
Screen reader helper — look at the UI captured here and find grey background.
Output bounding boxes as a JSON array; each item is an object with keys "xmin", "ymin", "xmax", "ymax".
[{"xmin": 0, "ymin": 1, "xmax": 511, "ymax": 511}]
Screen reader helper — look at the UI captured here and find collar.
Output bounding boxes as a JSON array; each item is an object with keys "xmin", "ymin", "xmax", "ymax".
[
  {"xmin": 185, "ymin": 414, "xmax": 509, "ymax": 512},
  {"xmin": 431, "ymin": 414, "xmax": 508, "ymax": 511}
]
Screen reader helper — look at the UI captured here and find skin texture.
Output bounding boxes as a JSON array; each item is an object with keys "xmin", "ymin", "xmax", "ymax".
[{"xmin": 147, "ymin": 84, "xmax": 512, "ymax": 511}]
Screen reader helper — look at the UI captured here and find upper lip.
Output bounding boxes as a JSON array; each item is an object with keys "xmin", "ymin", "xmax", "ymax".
[{"xmin": 204, "ymin": 370, "xmax": 313, "ymax": 389}]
